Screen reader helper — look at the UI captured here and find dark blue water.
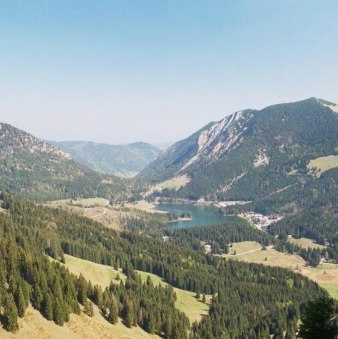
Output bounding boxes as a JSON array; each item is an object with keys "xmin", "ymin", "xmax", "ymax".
[{"xmin": 155, "ymin": 203, "xmax": 244, "ymax": 228}]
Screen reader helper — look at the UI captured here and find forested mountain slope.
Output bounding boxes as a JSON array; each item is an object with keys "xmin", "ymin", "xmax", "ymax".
[
  {"xmin": 0, "ymin": 123, "xmax": 145, "ymax": 201},
  {"xmin": 139, "ymin": 98, "xmax": 338, "ymax": 202},
  {"xmin": 51, "ymin": 140, "xmax": 160, "ymax": 177},
  {"xmin": 0, "ymin": 192, "xmax": 328, "ymax": 337}
]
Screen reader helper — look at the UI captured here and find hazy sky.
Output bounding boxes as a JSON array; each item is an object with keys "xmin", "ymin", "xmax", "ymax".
[{"xmin": 1, "ymin": 1, "xmax": 338, "ymax": 144}]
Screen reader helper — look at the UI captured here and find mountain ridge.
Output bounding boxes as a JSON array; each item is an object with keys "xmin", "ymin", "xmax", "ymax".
[
  {"xmin": 138, "ymin": 98, "xmax": 338, "ymax": 203},
  {"xmin": 0, "ymin": 122, "xmax": 144, "ymax": 200}
]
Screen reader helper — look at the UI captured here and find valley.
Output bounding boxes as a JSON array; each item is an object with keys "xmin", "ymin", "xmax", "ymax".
[
  {"xmin": 51, "ymin": 141, "xmax": 161, "ymax": 177},
  {"xmin": 2, "ymin": 3, "xmax": 338, "ymax": 337},
  {"xmin": 0, "ymin": 97, "xmax": 337, "ymax": 338}
]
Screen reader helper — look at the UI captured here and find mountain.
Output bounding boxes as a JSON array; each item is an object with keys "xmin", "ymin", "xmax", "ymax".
[
  {"xmin": 50, "ymin": 140, "xmax": 161, "ymax": 177},
  {"xmin": 138, "ymin": 98, "xmax": 338, "ymax": 203},
  {"xmin": 0, "ymin": 122, "xmax": 144, "ymax": 200}
]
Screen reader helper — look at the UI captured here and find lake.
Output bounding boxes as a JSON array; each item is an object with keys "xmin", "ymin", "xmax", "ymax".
[{"xmin": 155, "ymin": 203, "xmax": 245, "ymax": 228}]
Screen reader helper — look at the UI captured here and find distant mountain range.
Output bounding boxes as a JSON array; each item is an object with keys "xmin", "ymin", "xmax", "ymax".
[
  {"xmin": 50, "ymin": 140, "xmax": 161, "ymax": 177},
  {"xmin": 139, "ymin": 98, "xmax": 338, "ymax": 209},
  {"xmin": 0, "ymin": 122, "xmax": 144, "ymax": 200}
]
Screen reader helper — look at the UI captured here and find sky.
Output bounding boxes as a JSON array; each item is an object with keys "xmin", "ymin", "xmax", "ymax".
[{"xmin": 0, "ymin": 1, "xmax": 338, "ymax": 144}]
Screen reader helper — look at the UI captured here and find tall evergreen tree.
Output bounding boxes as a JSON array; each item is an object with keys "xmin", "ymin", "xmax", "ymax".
[
  {"xmin": 298, "ymin": 296, "xmax": 338, "ymax": 339},
  {"xmin": 4, "ymin": 292, "xmax": 19, "ymax": 332},
  {"xmin": 108, "ymin": 297, "xmax": 118, "ymax": 324},
  {"xmin": 15, "ymin": 285, "xmax": 26, "ymax": 318}
]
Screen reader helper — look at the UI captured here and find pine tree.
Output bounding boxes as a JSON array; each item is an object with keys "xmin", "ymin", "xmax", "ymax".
[
  {"xmin": 108, "ymin": 297, "xmax": 118, "ymax": 324},
  {"xmin": 4, "ymin": 292, "xmax": 19, "ymax": 332},
  {"xmin": 15, "ymin": 285, "xmax": 26, "ymax": 318},
  {"xmin": 123, "ymin": 300, "xmax": 134, "ymax": 328},
  {"xmin": 299, "ymin": 296, "xmax": 338, "ymax": 338},
  {"xmin": 43, "ymin": 293, "xmax": 54, "ymax": 320},
  {"xmin": 53, "ymin": 299, "xmax": 64, "ymax": 326},
  {"xmin": 83, "ymin": 299, "xmax": 94, "ymax": 317}
]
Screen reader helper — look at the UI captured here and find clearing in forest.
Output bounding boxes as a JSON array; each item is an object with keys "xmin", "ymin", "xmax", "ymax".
[
  {"xmin": 224, "ymin": 241, "xmax": 338, "ymax": 299},
  {"xmin": 288, "ymin": 237, "xmax": 326, "ymax": 250},
  {"xmin": 307, "ymin": 155, "xmax": 338, "ymax": 176},
  {"xmin": 62, "ymin": 255, "xmax": 211, "ymax": 324}
]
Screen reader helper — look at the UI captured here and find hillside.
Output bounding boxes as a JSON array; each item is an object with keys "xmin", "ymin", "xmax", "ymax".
[
  {"xmin": 0, "ymin": 123, "xmax": 144, "ymax": 201},
  {"xmin": 139, "ymin": 98, "xmax": 338, "ymax": 204},
  {"xmin": 0, "ymin": 192, "xmax": 327, "ymax": 338},
  {"xmin": 51, "ymin": 140, "xmax": 160, "ymax": 177}
]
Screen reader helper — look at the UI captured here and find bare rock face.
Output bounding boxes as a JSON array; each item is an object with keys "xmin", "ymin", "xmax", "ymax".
[
  {"xmin": 138, "ymin": 97, "xmax": 338, "ymax": 201},
  {"xmin": 178, "ymin": 110, "xmax": 253, "ymax": 173}
]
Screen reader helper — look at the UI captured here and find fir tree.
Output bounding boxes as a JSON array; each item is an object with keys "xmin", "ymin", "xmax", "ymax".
[
  {"xmin": 15, "ymin": 285, "xmax": 26, "ymax": 318},
  {"xmin": 53, "ymin": 299, "xmax": 64, "ymax": 326},
  {"xmin": 4, "ymin": 292, "xmax": 19, "ymax": 332},
  {"xmin": 108, "ymin": 297, "xmax": 118, "ymax": 324},
  {"xmin": 43, "ymin": 293, "xmax": 54, "ymax": 320},
  {"xmin": 298, "ymin": 296, "xmax": 338, "ymax": 339},
  {"xmin": 84, "ymin": 299, "xmax": 94, "ymax": 317}
]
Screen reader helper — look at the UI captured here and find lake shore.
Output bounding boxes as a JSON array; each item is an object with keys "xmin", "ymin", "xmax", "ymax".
[{"xmin": 154, "ymin": 197, "xmax": 250, "ymax": 208}]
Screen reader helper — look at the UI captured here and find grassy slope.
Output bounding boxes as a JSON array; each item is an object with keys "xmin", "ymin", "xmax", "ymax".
[
  {"xmin": 224, "ymin": 241, "xmax": 338, "ymax": 298},
  {"xmin": 63, "ymin": 254, "xmax": 125, "ymax": 287},
  {"xmin": 0, "ymin": 305, "xmax": 158, "ymax": 339},
  {"xmin": 50, "ymin": 198, "xmax": 110, "ymax": 207},
  {"xmin": 288, "ymin": 237, "xmax": 326, "ymax": 250},
  {"xmin": 62, "ymin": 255, "xmax": 210, "ymax": 323},
  {"xmin": 136, "ymin": 271, "xmax": 211, "ymax": 323},
  {"xmin": 308, "ymin": 155, "xmax": 338, "ymax": 176}
]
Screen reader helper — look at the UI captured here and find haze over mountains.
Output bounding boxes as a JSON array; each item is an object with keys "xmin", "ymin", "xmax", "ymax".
[
  {"xmin": 1, "ymin": 97, "xmax": 337, "ymax": 207},
  {"xmin": 50, "ymin": 140, "xmax": 160, "ymax": 177}
]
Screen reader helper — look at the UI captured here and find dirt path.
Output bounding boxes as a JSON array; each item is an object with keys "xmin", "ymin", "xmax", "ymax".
[{"xmin": 232, "ymin": 245, "xmax": 274, "ymax": 256}]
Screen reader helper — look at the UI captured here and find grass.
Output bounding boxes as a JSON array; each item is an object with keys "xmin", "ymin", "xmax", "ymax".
[
  {"xmin": 49, "ymin": 197, "xmax": 110, "ymax": 207},
  {"xmin": 225, "ymin": 241, "xmax": 304, "ymax": 269},
  {"xmin": 153, "ymin": 174, "xmax": 191, "ymax": 191},
  {"xmin": 288, "ymin": 237, "xmax": 326, "ymax": 250},
  {"xmin": 224, "ymin": 241, "xmax": 338, "ymax": 299},
  {"xmin": 308, "ymin": 155, "xmax": 338, "ymax": 177},
  {"xmin": 63, "ymin": 254, "xmax": 125, "ymax": 287},
  {"xmin": 319, "ymin": 284, "xmax": 338, "ymax": 299},
  {"xmin": 63, "ymin": 255, "xmax": 210, "ymax": 324},
  {"xmin": 124, "ymin": 200, "xmax": 163, "ymax": 214},
  {"xmin": 0, "ymin": 305, "xmax": 158, "ymax": 339},
  {"xmin": 136, "ymin": 270, "xmax": 211, "ymax": 323}
]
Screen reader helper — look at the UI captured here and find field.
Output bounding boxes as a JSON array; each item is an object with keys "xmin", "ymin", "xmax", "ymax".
[
  {"xmin": 224, "ymin": 241, "xmax": 338, "ymax": 298},
  {"xmin": 288, "ymin": 236, "xmax": 326, "ymax": 250},
  {"xmin": 0, "ymin": 305, "xmax": 158, "ymax": 339},
  {"xmin": 136, "ymin": 271, "xmax": 211, "ymax": 323},
  {"xmin": 308, "ymin": 155, "xmax": 338, "ymax": 176},
  {"xmin": 225, "ymin": 241, "xmax": 304, "ymax": 269},
  {"xmin": 301, "ymin": 263, "xmax": 338, "ymax": 299},
  {"xmin": 63, "ymin": 254, "xmax": 125, "ymax": 287},
  {"xmin": 45, "ymin": 200, "xmax": 133, "ymax": 230},
  {"xmin": 152, "ymin": 174, "xmax": 191, "ymax": 191},
  {"xmin": 60, "ymin": 255, "xmax": 210, "ymax": 323},
  {"xmin": 49, "ymin": 197, "xmax": 110, "ymax": 207},
  {"xmin": 124, "ymin": 200, "xmax": 164, "ymax": 214}
]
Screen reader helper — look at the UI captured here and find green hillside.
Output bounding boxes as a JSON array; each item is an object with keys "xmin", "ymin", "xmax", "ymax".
[
  {"xmin": 0, "ymin": 123, "xmax": 145, "ymax": 201},
  {"xmin": 0, "ymin": 192, "xmax": 327, "ymax": 337},
  {"xmin": 139, "ymin": 98, "xmax": 338, "ymax": 203}
]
